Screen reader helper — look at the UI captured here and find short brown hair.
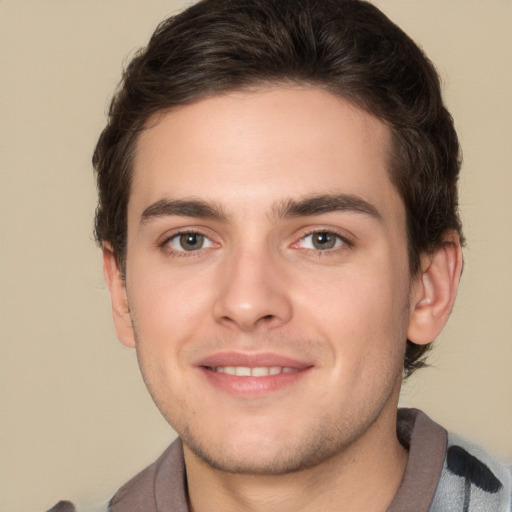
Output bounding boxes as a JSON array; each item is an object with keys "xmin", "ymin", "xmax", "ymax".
[{"xmin": 93, "ymin": 0, "xmax": 463, "ymax": 376}]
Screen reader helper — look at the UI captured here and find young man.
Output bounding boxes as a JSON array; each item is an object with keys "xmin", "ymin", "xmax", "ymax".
[{"xmin": 90, "ymin": 0, "xmax": 511, "ymax": 510}]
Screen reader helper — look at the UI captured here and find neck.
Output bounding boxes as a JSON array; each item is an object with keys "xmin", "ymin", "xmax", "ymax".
[{"xmin": 184, "ymin": 408, "xmax": 408, "ymax": 512}]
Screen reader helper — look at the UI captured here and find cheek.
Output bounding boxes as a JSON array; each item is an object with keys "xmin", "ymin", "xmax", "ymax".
[
  {"xmin": 297, "ymin": 262, "xmax": 410, "ymax": 361},
  {"xmin": 125, "ymin": 269, "xmax": 213, "ymax": 389},
  {"xmin": 127, "ymin": 272, "xmax": 207, "ymax": 416},
  {"xmin": 128, "ymin": 264, "xmax": 213, "ymax": 328}
]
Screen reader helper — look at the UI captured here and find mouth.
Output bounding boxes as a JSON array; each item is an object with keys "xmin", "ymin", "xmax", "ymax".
[
  {"xmin": 197, "ymin": 353, "xmax": 312, "ymax": 396},
  {"xmin": 207, "ymin": 366, "xmax": 299, "ymax": 377}
]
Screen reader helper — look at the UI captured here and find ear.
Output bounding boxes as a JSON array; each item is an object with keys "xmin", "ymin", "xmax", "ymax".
[
  {"xmin": 407, "ymin": 231, "xmax": 463, "ymax": 345},
  {"xmin": 102, "ymin": 244, "xmax": 136, "ymax": 348}
]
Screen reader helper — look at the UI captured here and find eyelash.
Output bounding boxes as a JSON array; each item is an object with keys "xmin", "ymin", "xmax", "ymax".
[
  {"xmin": 294, "ymin": 229, "xmax": 353, "ymax": 253},
  {"xmin": 159, "ymin": 228, "xmax": 353, "ymax": 257},
  {"xmin": 160, "ymin": 230, "xmax": 216, "ymax": 256}
]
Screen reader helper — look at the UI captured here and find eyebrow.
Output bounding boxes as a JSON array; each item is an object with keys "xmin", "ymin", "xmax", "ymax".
[
  {"xmin": 139, "ymin": 193, "xmax": 381, "ymax": 227},
  {"xmin": 274, "ymin": 194, "xmax": 382, "ymax": 220},
  {"xmin": 140, "ymin": 198, "xmax": 227, "ymax": 225}
]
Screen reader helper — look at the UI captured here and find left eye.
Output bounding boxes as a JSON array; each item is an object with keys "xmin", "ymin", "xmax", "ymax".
[
  {"xmin": 298, "ymin": 231, "xmax": 344, "ymax": 250},
  {"xmin": 167, "ymin": 232, "xmax": 213, "ymax": 252}
]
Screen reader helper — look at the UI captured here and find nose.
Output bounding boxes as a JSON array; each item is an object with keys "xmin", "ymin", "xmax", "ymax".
[{"xmin": 212, "ymin": 245, "xmax": 293, "ymax": 331}]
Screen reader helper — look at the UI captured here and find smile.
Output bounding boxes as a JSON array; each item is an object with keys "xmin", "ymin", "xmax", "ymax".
[{"xmin": 209, "ymin": 366, "xmax": 299, "ymax": 377}]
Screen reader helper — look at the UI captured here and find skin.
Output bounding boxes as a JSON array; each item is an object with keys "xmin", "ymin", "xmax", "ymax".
[{"xmin": 104, "ymin": 86, "xmax": 462, "ymax": 512}]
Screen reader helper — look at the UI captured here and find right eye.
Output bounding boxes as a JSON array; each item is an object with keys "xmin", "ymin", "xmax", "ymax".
[{"xmin": 166, "ymin": 232, "xmax": 214, "ymax": 252}]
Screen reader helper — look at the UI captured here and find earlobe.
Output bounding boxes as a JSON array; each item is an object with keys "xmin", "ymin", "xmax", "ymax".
[
  {"xmin": 407, "ymin": 231, "xmax": 463, "ymax": 345},
  {"xmin": 102, "ymin": 244, "xmax": 136, "ymax": 348}
]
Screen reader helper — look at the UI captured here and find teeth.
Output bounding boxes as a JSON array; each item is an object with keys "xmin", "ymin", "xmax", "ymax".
[
  {"xmin": 252, "ymin": 367, "xmax": 272, "ymax": 377},
  {"xmin": 213, "ymin": 366, "xmax": 298, "ymax": 377}
]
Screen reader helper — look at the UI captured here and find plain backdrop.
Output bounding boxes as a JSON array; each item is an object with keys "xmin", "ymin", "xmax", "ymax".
[{"xmin": 1, "ymin": 1, "xmax": 511, "ymax": 511}]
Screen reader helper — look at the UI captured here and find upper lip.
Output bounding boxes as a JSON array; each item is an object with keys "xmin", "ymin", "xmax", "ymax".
[{"xmin": 196, "ymin": 352, "xmax": 313, "ymax": 370}]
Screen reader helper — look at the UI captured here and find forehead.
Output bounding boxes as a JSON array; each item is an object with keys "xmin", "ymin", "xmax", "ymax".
[{"xmin": 129, "ymin": 86, "xmax": 402, "ymax": 224}]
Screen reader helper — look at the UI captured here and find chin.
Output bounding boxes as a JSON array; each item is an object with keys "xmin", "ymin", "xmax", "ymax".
[{"xmin": 180, "ymin": 416, "xmax": 368, "ymax": 476}]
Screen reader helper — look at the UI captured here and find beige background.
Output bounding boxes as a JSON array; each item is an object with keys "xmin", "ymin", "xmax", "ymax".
[{"xmin": 1, "ymin": 1, "xmax": 511, "ymax": 510}]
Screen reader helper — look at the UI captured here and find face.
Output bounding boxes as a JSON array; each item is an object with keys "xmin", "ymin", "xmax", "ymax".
[{"xmin": 118, "ymin": 86, "xmax": 416, "ymax": 474}]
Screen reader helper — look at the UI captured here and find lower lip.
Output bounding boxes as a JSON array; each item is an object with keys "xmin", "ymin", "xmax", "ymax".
[{"xmin": 199, "ymin": 367, "xmax": 312, "ymax": 396}]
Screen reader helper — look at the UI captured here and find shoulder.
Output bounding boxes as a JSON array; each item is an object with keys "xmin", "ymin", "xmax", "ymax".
[
  {"xmin": 44, "ymin": 500, "xmax": 109, "ymax": 512},
  {"xmin": 109, "ymin": 438, "xmax": 187, "ymax": 512},
  {"xmin": 430, "ymin": 432, "xmax": 511, "ymax": 512}
]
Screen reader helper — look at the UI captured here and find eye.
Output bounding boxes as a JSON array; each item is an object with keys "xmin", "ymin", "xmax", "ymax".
[
  {"xmin": 167, "ymin": 232, "xmax": 213, "ymax": 252},
  {"xmin": 298, "ymin": 231, "xmax": 345, "ymax": 251}
]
